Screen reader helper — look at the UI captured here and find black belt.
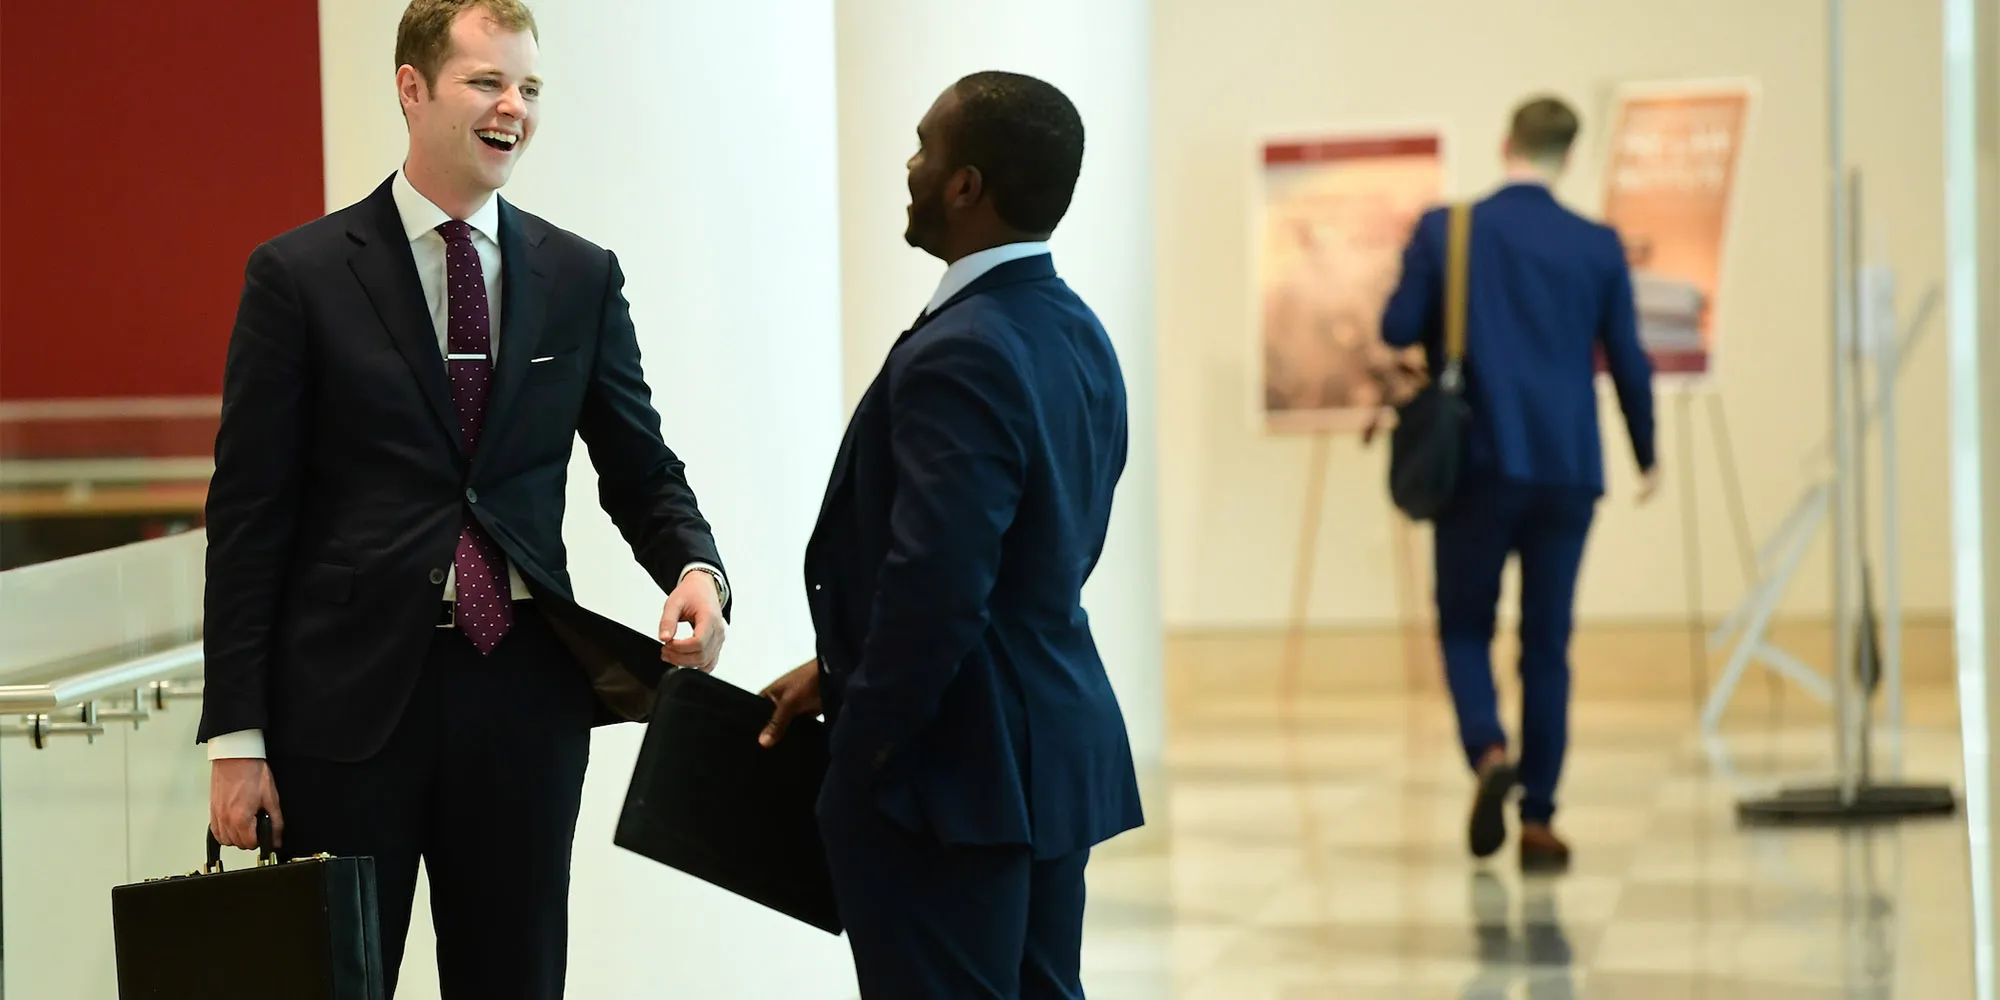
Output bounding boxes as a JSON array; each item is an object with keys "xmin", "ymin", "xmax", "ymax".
[{"xmin": 438, "ymin": 599, "xmax": 533, "ymax": 628}]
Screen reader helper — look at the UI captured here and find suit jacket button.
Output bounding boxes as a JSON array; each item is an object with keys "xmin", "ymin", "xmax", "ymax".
[
  {"xmin": 430, "ymin": 568, "xmax": 446, "ymax": 585},
  {"xmin": 465, "ymin": 488, "xmax": 478, "ymax": 504}
]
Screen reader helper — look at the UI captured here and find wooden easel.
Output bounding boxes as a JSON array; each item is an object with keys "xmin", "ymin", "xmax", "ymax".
[{"xmin": 1276, "ymin": 432, "xmax": 1438, "ymax": 705}]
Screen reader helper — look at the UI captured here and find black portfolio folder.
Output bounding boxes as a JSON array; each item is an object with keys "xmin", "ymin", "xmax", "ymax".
[
  {"xmin": 111, "ymin": 816, "xmax": 387, "ymax": 999},
  {"xmin": 615, "ymin": 667, "xmax": 844, "ymax": 935}
]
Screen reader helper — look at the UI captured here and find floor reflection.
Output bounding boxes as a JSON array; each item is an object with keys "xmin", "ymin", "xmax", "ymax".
[
  {"xmin": 1833, "ymin": 830, "xmax": 1899, "ymax": 1000},
  {"xmin": 1463, "ymin": 872, "xmax": 1577, "ymax": 999},
  {"xmin": 1078, "ymin": 636, "xmax": 1974, "ymax": 999}
]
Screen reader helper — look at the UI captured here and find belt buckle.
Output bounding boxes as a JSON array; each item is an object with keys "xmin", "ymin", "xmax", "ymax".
[{"xmin": 438, "ymin": 602, "xmax": 455, "ymax": 629}]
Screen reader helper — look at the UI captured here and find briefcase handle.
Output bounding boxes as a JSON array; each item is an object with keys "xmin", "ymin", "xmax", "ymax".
[{"xmin": 204, "ymin": 810, "xmax": 276, "ymax": 873}]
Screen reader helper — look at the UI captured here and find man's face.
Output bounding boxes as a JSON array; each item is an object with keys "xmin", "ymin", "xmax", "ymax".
[
  {"xmin": 402, "ymin": 11, "xmax": 542, "ymax": 199},
  {"xmin": 904, "ymin": 89, "xmax": 962, "ymax": 253}
]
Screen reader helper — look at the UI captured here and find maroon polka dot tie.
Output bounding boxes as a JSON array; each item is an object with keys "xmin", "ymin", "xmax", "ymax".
[{"xmin": 438, "ymin": 220, "xmax": 512, "ymax": 654}]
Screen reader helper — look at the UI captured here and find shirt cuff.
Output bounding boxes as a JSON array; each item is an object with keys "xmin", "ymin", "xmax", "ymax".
[
  {"xmin": 206, "ymin": 729, "xmax": 267, "ymax": 760},
  {"xmin": 680, "ymin": 562, "xmax": 728, "ymax": 607}
]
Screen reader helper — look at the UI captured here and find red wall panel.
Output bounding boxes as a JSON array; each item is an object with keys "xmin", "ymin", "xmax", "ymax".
[{"xmin": 0, "ymin": 2, "xmax": 325, "ymax": 402}]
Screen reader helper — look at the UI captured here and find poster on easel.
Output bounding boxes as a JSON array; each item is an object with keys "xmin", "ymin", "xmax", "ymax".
[
  {"xmin": 1254, "ymin": 128, "xmax": 1446, "ymax": 433},
  {"xmin": 1599, "ymin": 79, "xmax": 1757, "ymax": 381}
]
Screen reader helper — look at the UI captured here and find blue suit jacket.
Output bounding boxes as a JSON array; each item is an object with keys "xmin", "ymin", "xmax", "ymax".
[
  {"xmin": 805, "ymin": 254, "xmax": 1144, "ymax": 860},
  {"xmin": 1381, "ymin": 183, "xmax": 1656, "ymax": 492}
]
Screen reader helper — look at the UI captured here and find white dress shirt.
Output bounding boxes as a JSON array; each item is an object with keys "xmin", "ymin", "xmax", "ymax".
[
  {"xmin": 923, "ymin": 241, "xmax": 1051, "ymax": 317},
  {"xmin": 206, "ymin": 170, "xmax": 725, "ymax": 760}
]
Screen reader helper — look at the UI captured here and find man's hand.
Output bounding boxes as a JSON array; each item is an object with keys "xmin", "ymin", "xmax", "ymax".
[
  {"xmin": 759, "ymin": 658, "xmax": 823, "ymax": 748},
  {"xmin": 210, "ymin": 758, "xmax": 283, "ymax": 851},
  {"xmin": 1637, "ymin": 466, "xmax": 1662, "ymax": 505},
  {"xmin": 1360, "ymin": 350, "xmax": 1426, "ymax": 448},
  {"xmin": 1360, "ymin": 408, "xmax": 1388, "ymax": 446},
  {"xmin": 660, "ymin": 570, "xmax": 726, "ymax": 671}
]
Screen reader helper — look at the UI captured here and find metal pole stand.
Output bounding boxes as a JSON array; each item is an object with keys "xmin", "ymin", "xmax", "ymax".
[{"xmin": 1735, "ymin": 78, "xmax": 1956, "ymax": 823}]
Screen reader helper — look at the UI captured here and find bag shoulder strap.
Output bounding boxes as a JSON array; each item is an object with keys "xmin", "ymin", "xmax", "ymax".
[{"xmin": 1442, "ymin": 201, "xmax": 1471, "ymax": 389}]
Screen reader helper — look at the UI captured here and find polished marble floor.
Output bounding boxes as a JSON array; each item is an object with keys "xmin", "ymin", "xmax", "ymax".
[{"xmin": 1078, "ymin": 624, "xmax": 1977, "ymax": 998}]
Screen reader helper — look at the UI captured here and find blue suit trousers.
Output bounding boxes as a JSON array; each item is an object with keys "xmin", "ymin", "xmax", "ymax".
[{"xmin": 1432, "ymin": 477, "xmax": 1597, "ymax": 824}]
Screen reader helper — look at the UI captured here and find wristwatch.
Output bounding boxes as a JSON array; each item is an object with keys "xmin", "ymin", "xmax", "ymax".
[{"xmin": 682, "ymin": 565, "xmax": 729, "ymax": 607}]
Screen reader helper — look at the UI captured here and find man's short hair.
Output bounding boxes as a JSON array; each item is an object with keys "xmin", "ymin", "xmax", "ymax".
[
  {"xmin": 948, "ymin": 71, "xmax": 1086, "ymax": 235},
  {"xmin": 1508, "ymin": 96, "xmax": 1580, "ymax": 164},
  {"xmin": 397, "ymin": 0, "xmax": 539, "ymax": 92}
]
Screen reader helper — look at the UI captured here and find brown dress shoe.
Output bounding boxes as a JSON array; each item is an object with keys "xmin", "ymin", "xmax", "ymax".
[{"xmin": 1519, "ymin": 824, "xmax": 1571, "ymax": 873}]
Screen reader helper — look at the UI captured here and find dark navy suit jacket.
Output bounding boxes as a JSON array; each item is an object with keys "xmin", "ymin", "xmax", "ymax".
[
  {"xmin": 200, "ymin": 176, "xmax": 726, "ymax": 761},
  {"xmin": 805, "ymin": 254, "xmax": 1144, "ymax": 861},
  {"xmin": 1381, "ymin": 183, "xmax": 1656, "ymax": 492}
]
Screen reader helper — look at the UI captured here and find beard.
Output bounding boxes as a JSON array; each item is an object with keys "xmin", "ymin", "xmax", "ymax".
[{"xmin": 904, "ymin": 184, "xmax": 948, "ymax": 250}]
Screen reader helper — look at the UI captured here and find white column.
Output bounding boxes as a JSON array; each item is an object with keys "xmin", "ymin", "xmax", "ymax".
[
  {"xmin": 834, "ymin": 0, "xmax": 1165, "ymax": 779},
  {"xmin": 321, "ymin": 3, "xmax": 856, "ymax": 998},
  {"xmin": 1946, "ymin": 0, "xmax": 2000, "ymax": 994}
]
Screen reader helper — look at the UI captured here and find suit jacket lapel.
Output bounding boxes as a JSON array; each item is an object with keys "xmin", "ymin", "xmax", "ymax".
[
  {"xmin": 477, "ymin": 199, "xmax": 550, "ymax": 473},
  {"xmin": 816, "ymin": 378, "xmax": 878, "ymax": 520},
  {"xmin": 348, "ymin": 177, "xmax": 463, "ymax": 456}
]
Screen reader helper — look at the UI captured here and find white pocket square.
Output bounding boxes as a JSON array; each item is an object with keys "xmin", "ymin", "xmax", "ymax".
[{"xmin": 530, "ymin": 356, "xmax": 555, "ymax": 364}]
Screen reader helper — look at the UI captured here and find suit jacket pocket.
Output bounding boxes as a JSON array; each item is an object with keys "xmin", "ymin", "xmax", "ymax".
[
  {"xmin": 297, "ymin": 562, "xmax": 355, "ymax": 604},
  {"xmin": 524, "ymin": 350, "xmax": 581, "ymax": 383}
]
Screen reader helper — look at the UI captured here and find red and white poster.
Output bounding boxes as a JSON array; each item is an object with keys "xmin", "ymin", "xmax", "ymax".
[
  {"xmin": 1254, "ymin": 129, "xmax": 1446, "ymax": 433},
  {"xmin": 1600, "ymin": 80, "xmax": 1756, "ymax": 380}
]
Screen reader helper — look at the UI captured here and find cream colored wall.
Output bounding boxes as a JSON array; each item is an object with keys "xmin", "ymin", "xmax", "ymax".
[{"xmin": 1154, "ymin": 0, "xmax": 1950, "ymax": 630}]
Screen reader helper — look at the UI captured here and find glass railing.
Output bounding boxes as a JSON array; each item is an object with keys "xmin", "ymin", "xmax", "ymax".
[{"xmin": 0, "ymin": 529, "xmax": 209, "ymax": 999}]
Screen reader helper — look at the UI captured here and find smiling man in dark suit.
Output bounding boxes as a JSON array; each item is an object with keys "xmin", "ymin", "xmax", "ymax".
[
  {"xmin": 198, "ymin": 2, "xmax": 729, "ymax": 996},
  {"xmin": 759, "ymin": 71, "xmax": 1143, "ymax": 999}
]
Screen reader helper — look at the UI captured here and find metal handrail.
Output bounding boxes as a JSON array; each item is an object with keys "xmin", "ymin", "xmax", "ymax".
[
  {"xmin": 0, "ymin": 642, "xmax": 203, "ymax": 713},
  {"xmin": 0, "ymin": 643, "xmax": 204, "ymax": 748}
]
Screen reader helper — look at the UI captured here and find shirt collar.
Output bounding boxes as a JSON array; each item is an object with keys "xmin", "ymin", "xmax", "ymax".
[
  {"xmin": 924, "ymin": 241, "xmax": 1051, "ymax": 316},
  {"xmin": 392, "ymin": 168, "xmax": 503, "ymax": 246}
]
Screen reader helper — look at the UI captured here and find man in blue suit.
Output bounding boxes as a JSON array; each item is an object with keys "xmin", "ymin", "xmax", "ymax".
[
  {"xmin": 1380, "ymin": 96, "xmax": 1657, "ymax": 871},
  {"xmin": 758, "ymin": 71, "xmax": 1142, "ymax": 998}
]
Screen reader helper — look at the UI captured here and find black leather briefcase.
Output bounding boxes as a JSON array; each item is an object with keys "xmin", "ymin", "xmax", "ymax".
[
  {"xmin": 615, "ymin": 667, "xmax": 844, "ymax": 934},
  {"xmin": 111, "ymin": 814, "xmax": 386, "ymax": 999}
]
